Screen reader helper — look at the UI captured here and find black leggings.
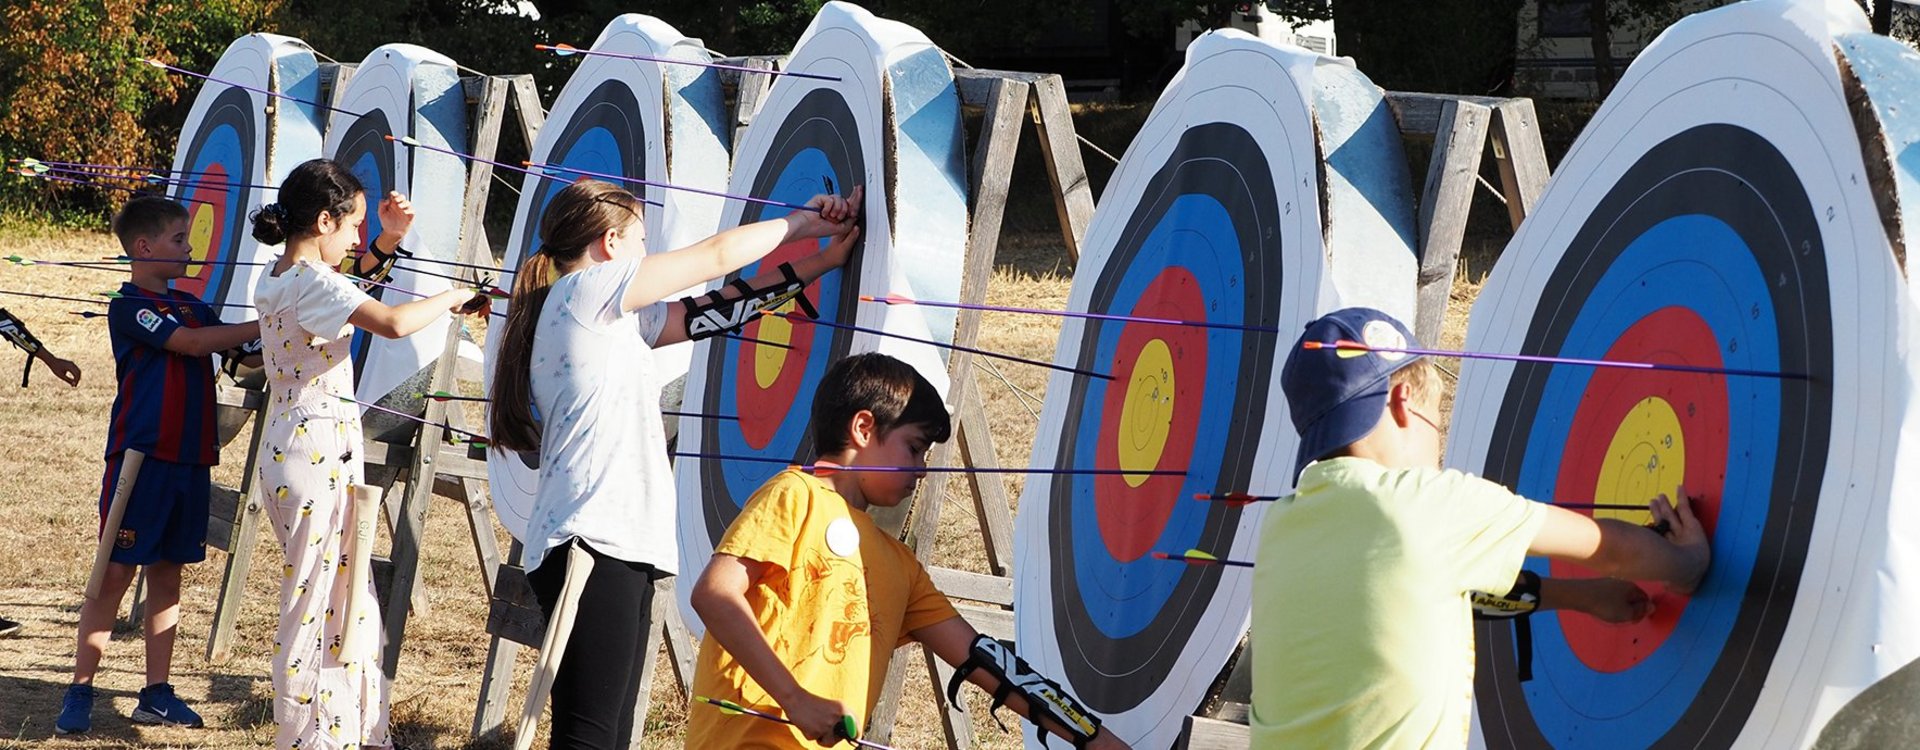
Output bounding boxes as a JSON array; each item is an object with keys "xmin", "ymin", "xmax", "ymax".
[{"xmin": 527, "ymin": 539, "xmax": 662, "ymax": 750}]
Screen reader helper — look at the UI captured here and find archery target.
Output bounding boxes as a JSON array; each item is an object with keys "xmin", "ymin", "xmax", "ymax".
[
  {"xmin": 168, "ymin": 33, "xmax": 326, "ymax": 323},
  {"xmin": 1450, "ymin": 2, "xmax": 1920, "ymax": 747},
  {"xmin": 322, "ymin": 44, "xmax": 468, "ymax": 441},
  {"xmin": 674, "ymin": 0, "xmax": 968, "ymax": 634},
  {"xmin": 485, "ymin": 14, "xmax": 732, "ymax": 541},
  {"xmin": 1012, "ymin": 30, "xmax": 1360, "ymax": 750}
]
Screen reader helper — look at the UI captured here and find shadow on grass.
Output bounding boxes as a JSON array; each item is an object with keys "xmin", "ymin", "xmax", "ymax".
[{"xmin": 0, "ymin": 673, "xmax": 141, "ymax": 745}]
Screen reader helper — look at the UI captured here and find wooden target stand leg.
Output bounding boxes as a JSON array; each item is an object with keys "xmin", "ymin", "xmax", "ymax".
[
  {"xmin": 861, "ymin": 69, "xmax": 1086, "ymax": 747},
  {"xmin": 375, "ymin": 72, "xmax": 542, "ymax": 680},
  {"xmin": 1169, "ymin": 94, "xmax": 1551, "ymax": 749}
]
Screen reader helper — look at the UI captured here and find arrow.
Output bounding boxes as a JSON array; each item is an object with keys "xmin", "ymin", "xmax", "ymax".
[
  {"xmin": 523, "ymin": 161, "xmax": 824, "ymax": 213},
  {"xmin": 1, "ymin": 289, "xmax": 110, "ymax": 306},
  {"xmin": 108, "ymin": 256, "xmax": 268, "ymax": 267},
  {"xmin": 336, "ymin": 395, "xmax": 489, "ymax": 444},
  {"xmin": 4, "ymin": 255, "xmax": 132, "ymax": 273},
  {"xmin": 1196, "ymin": 492, "xmax": 1674, "ymax": 522},
  {"xmin": 98, "ymin": 290, "xmax": 252, "ymax": 310},
  {"xmin": 9, "ymin": 158, "xmax": 233, "ymax": 180},
  {"xmin": 13, "ymin": 169, "xmax": 215, "ymax": 206},
  {"xmin": 766, "ymin": 311, "xmax": 1112, "ymax": 381},
  {"xmin": 862, "ymin": 294, "xmax": 1284, "ymax": 334},
  {"xmin": 537, "ymin": 44, "xmax": 844, "ymax": 82},
  {"xmin": 140, "ymin": 58, "xmax": 365, "ymax": 118},
  {"xmin": 384, "ymin": 135, "xmax": 663, "ymax": 208},
  {"xmin": 140, "ymin": 172, "xmax": 278, "ymax": 192},
  {"xmin": 693, "ymin": 696, "xmax": 889, "ymax": 750},
  {"xmin": 1152, "ymin": 549, "xmax": 1255, "ymax": 568},
  {"xmin": 674, "ymin": 452, "xmax": 1186, "ymax": 477},
  {"xmin": 1302, "ymin": 340, "xmax": 1809, "ymax": 381},
  {"xmin": 420, "ymin": 390, "xmax": 739, "ymax": 421},
  {"xmin": 344, "ymin": 272, "xmax": 504, "ymax": 319}
]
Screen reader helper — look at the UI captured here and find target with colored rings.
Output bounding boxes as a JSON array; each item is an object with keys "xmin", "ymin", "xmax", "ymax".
[
  {"xmin": 1451, "ymin": 2, "xmax": 1918, "ymax": 746},
  {"xmin": 167, "ymin": 34, "xmax": 325, "ymax": 322},
  {"xmin": 1013, "ymin": 29, "xmax": 1413, "ymax": 749},
  {"xmin": 486, "ymin": 14, "xmax": 730, "ymax": 542},
  {"xmin": 675, "ymin": 1, "xmax": 968, "ymax": 636},
  {"xmin": 323, "ymin": 44, "xmax": 467, "ymax": 441}
]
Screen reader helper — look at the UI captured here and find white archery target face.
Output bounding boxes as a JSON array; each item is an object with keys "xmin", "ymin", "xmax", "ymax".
[
  {"xmin": 1450, "ymin": 1, "xmax": 1917, "ymax": 747},
  {"xmin": 1010, "ymin": 30, "xmax": 1332, "ymax": 750},
  {"xmin": 485, "ymin": 14, "xmax": 730, "ymax": 542},
  {"xmin": 674, "ymin": 0, "xmax": 967, "ymax": 635},
  {"xmin": 322, "ymin": 44, "xmax": 467, "ymax": 441},
  {"xmin": 169, "ymin": 33, "xmax": 326, "ymax": 326}
]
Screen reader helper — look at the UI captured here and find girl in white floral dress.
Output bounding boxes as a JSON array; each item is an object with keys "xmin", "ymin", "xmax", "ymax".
[{"xmin": 250, "ymin": 159, "xmax": 483, "ymax": 750}]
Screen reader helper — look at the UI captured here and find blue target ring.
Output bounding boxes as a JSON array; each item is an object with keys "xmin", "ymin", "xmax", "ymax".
[
  {"xmin": 694, "ymin": 89, "xmax": 864, "ymax": 544},
  {"xmin": 1066, "ymin": 194, "xmax": 1247, "ymax": 639},
  {"xmin": 510, "ymin": 80, "xmax": 644, "ymax": 265},
  {"xmin": 1047, "ymin": 122, "xmax": 1284, "ymax": 712},
  {"xmin": 1510, "ymin": 216, "xmax": 1778, "ymax": 745},
  {"xmin": 1475, "ymin": 125, "xmax": 1833, "ymax": 748},
  {"xmin": 171, "ymin": 85, "xmax": 258, "ymax": 310},
  {"xmin": 331, "ymin": 110, "xmax": 396, "ymax": 390}
]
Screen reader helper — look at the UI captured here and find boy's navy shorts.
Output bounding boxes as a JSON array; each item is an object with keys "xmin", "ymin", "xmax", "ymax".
[{"xmin": 98, "ymin": 452, "xmax": 209, "ymax": 566}]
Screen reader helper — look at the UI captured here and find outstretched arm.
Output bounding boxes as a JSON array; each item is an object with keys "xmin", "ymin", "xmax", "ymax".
[
  {"xmin": 652, "ymin": 223, "xmax": 861, "ymax": 348},
  {"xmin": 1529, "ymin": 493, "xmax": 1711, "ymax": 595},
  {"xmin": 622, "ymin": 187, "xmax": 861, "ymax": 314}
]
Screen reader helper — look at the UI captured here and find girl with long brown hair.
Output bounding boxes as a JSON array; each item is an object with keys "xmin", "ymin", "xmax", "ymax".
[{"xmin": 489, "ymin": 178, "xmax": 859, "ymax": 749}]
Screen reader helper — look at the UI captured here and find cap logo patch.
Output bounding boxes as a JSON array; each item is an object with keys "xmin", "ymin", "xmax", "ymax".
[{"xmin": 1362, "ymin": 320, "xmax": 1408, "ymax": 361}]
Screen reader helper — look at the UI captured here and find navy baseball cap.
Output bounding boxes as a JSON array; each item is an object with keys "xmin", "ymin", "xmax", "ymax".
[{"xmin": 1280, "ymin": 307, "xmax": 1426, "ymax": 477}]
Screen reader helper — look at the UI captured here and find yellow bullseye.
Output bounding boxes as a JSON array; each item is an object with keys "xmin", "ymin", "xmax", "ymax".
[
  {"xmin": 1116, "ymin": 339, "xmax": 1176, "ymax": 488},
  {"xmin": 1593, "ymin": 396, "xmax": 1684, "ymax": 523},
  {"xmin": 752, "ymin": 297, "xmax": 798, "ymax": 389},
  {"xmin": 187, "ymin": 203, "xmax": 216, "ymax": 272}
]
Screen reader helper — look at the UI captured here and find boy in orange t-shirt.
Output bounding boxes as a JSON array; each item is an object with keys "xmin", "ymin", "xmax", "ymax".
[{"xmin": 688, "ymin": 353, "xmax": 1129, "ymax": 749}]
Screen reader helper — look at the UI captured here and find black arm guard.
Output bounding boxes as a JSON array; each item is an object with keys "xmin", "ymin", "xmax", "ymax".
[
  {"xmin": 0, "ymin": 307, "xmax": 45, "ymax": 387},
  {"xmin": 1471, "ymin": 569, "xmax": 1541, "ymax": 681},
  {"xmin": 946, "ymin": 635, "xmax": 1103, "ymax": 748},
  {"xmin": 680, "ymin": 262, "xmax": 819, "ymax": 341},
  {"xmin": 358, "ymin": 242, "xmax": 411, "ymax": 288},
  {"xmin": 220, "ymin": 338, "xmax": 264, "ymax": 381}
]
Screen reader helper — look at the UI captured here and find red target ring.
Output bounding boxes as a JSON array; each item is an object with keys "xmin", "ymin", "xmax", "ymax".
[
  {"xmin": 1092, "ymin": 268, "xmax": 1207, "ymax": 562},
  {"xmin": 1550, "ymin": 306, "xmax": 1727, "ymax": 672},
  {"xmin": 733, "ymin": 237, "xmax": 825, "ymax": 450}
]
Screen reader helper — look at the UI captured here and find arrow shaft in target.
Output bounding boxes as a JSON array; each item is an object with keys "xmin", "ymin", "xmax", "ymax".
[
  {"xmin": 535, "ymin": 44, "xmax": 844, "ymax": 81},
  {"xmin": 1304, "ymin": 340, "xmax": 1808, "ymax": 381},
  {"xmin": 524, "ymin": 161, "xmax": 821, "ymax": 213},
  {"xmin": 384, "ymin": 135, "xmax": 664, "ymax": 210},
  {"xmin": 16, "ymin": 170, "xmax": 215, "ymax": 206},
  {"xmin": 674, "ymin": 452, "xmax": 1184, "ymax": 476},
  {"xmin": 141, "ymin": 58, "xmax": 365, "ymax": 118},
  {"xmin": 336, "ymin": 395, "xmax": 489, "ymax": 442},
  {"xmin": 767, "ymin": 311, "xmax": 1112, "ymax": 381},
  {"xmin": 110, "ymin": 256, "xmax": 268, "ymax": 267},
  {"xmin": 862, "ymin": 294, "xmax": 1283, "ymax": 334},
  {"xmin": 12, "ymin": 158, "xmax": 232, "ymax": 179}
]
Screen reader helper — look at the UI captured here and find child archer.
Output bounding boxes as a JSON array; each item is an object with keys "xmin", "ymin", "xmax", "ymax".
[
  {"xmin": 689, "ymin": 353, "xmax": 1130, "ymax": 749},
  {"xmin": 56, "ymin": 195, "xmax": 263, "ymax": 734}
]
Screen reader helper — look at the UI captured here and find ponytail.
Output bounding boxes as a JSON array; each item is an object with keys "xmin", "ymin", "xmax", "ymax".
[
  {"xmin": 487, "ymin": 179, "xmax": 644, "ymax": 453},
  {"xmin": 489, "ymin": 251, "xmax": 557, "ymax": 452}
]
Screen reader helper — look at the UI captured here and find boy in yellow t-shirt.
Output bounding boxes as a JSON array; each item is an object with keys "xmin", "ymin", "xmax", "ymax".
[
  {"xmin": 688, "ymin": 353, "xmax": 1129, "ymax": 749},
  {"xmin": 1252, "ymin": 308, "xmax": 1713, "ymax": 749}
]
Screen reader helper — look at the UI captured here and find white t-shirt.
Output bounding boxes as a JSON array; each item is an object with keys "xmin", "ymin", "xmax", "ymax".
[{"xmin": 524, "ymin": 257, "xmax": 675, "ymax": 573}]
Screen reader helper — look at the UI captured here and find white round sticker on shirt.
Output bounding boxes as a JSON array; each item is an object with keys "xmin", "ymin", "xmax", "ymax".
[{"xmin": 826, "ymin": 517, "xmax": 860, "ymax": 558}]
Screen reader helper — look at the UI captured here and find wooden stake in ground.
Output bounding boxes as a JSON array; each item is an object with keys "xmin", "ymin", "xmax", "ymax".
[
  {"xmin": 515, "ymin": 543, "xmax": 594, "ymax": 750},
  {"xmin": 86, "ymin": 448, "xmax": 144, "ymax": 600},
  {"xmin": 340, "ymin": 484, "xmax": 380, "ymax": 658}
]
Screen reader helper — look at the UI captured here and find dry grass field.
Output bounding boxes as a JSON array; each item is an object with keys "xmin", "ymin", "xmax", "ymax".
[{"xmin": 0, "ymin": 224, "xmax": 1496, "ymax": 749}]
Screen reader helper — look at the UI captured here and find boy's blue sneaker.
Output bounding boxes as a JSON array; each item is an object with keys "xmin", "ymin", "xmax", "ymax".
[
  {"xmin": 131, "ymin": 682, "xmax": 203, "ymax": 728},
  {"xmin": 54, "ymin": 684, "xmax": 93, "ymax": 735}
]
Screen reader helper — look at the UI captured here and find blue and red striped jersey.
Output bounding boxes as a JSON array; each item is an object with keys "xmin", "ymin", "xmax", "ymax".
[{"xmin": 103, "ymin": 282, "xmax": 219, "ymax": 465}]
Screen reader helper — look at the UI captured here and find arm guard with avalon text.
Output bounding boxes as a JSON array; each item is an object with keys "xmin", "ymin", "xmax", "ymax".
[
  {"xmin": 1470, "ymin": 569, "xmax": 1541, "ymax": 681},
  {"xmin": 946, "ymin": 634, "xmax": 1103, "ymax": 748},
  {"xmin": 679, "ymin": 262, "xmax": 819, "ymax": 341}
]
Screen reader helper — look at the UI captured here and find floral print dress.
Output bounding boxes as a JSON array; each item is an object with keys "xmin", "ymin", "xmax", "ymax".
[{"xmin": 253, "ymin": 260, "xmax": 389, "ymax": 750}]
